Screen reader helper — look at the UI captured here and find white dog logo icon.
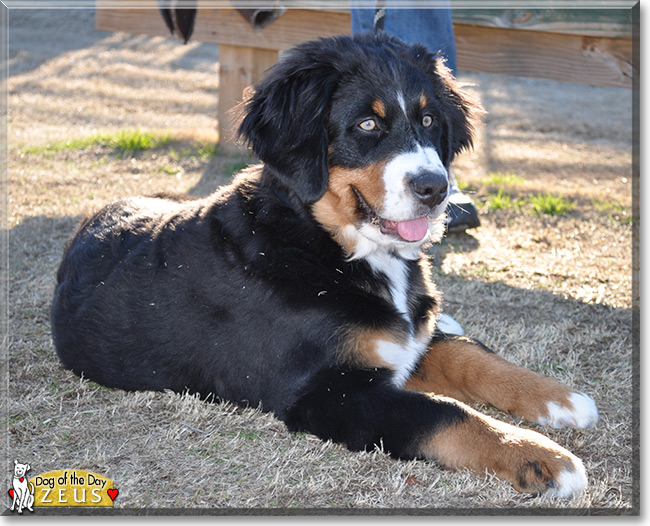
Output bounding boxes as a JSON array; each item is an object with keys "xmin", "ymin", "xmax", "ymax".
[{"xmin": 9, "ymin": 460, "xmax": 34, "ymax": 513}]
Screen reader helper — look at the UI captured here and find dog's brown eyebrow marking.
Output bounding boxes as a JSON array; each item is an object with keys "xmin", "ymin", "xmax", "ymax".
[
  {"xmin": 420, "ymin": 92, "xmax": 428, "ymax": 109},
  {"xmin": 372, "ymin": 99, "xmax": 386, "ymax": 118}
]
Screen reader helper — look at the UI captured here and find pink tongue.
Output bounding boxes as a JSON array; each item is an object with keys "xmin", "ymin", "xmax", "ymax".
[{"xmin": 396, "ymin": 217, "xmax": 429, "ymax": 242}]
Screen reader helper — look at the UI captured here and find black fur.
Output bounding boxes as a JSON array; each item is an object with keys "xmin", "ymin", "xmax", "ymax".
[
  {"xmin": 285, "ymin": 366, "xmax": 467, "ymax": 457},
  {"xmin": 52, "ymin": 33, "xmax": 478, "ymax": 457}
]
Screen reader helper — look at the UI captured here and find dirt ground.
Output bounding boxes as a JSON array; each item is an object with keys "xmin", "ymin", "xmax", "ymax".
[{"xmin": 5, "ymin": 8, "xmax": 637, "ymax": 514}]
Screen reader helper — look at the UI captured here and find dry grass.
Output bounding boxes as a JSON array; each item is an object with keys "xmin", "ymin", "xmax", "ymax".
[{"xmin": 5, "ymin": 10, "xmax": 637, "ymax": 514}]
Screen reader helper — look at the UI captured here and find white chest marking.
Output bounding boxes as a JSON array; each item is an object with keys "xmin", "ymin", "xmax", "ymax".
[
  {"xmin": 366, "ymin": 252, "xmax": 429, "ymax": 386},
  {"xmin": 367, "ymin": 251, "xmax": 409, "ymax": 317},
  {"xmin": 374, "ymin": 336, "xmax": 430, "ymax": 387}
]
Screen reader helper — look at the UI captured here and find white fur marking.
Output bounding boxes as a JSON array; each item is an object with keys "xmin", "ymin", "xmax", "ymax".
[
  {"xmin": 375, "ymin": 338, "xmax": 429, "ymax": 387},
  {"xmin": 343, "ymin": 224, "xmax": 380, "ymax": 260},
  {"xmin": 548, "ymin": 458, "xmax": 588, "ymax": 498},
  {"xmin": 351, "ymin": 223, "xmax": 422, "ymax": 260},
  {"xmin": 396, "ymin": 91, "xmax": 407, "ymax": 115},
  {"xmin": 366, "ymin": 252, "xmax": 429, "ymax": 386},
  {"xmin": 538, "ymin": 392, "xmax": 599, "ymax": 429},
  {"xmin": 366, "ymin": 252, "xmax": 409, "ymax": 316}
]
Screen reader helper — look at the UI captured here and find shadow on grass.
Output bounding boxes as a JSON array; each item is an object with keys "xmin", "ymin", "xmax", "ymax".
[{"xmin": 186, "ymin": 149, "xmax": 255, "ymax": 198}]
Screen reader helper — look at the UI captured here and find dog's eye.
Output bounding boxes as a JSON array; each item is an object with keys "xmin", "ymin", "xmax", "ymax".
[
  {"xmin": 359, "ymin": 119, "xmax": 377, "ymax": 131},
  {"xmin": 422, "ymin": 115, "xmax": 434, "ymax": 128}
]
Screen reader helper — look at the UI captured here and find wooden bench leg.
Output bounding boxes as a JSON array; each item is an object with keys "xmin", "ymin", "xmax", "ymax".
[{"xmin": 218, "ymin": 44, "xmax": 279, "ymax": 150}]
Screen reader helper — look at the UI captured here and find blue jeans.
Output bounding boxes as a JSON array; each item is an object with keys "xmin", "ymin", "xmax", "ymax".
[{"xmin": 350, "ymin": 2, "xmax": 457, "ymax": 77}]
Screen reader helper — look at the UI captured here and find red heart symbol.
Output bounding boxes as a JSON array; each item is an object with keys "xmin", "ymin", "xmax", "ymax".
[
  {"xmin": 8, "ymin": 489, "xmax": 14, "ymax": 499},
  {"xmin": 19, "ymin": 478, "xmax": 24, "ymax": 483},
  {"xmin": 107, "ymin": 488, "xmax": 118, "ymax": 501}
]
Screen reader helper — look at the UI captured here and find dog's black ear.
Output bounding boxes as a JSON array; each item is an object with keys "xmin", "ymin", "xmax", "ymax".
[
  {"xmin": 443, "ymin": 63, "xmax": 482, "ymax": 168},
  {"xmin": 237, "ymin": 40, "xmax": 340, "ymax": 203},
  {"xmin": 431, "ymin": 57, "xmax": 483, "ymax": 167}
]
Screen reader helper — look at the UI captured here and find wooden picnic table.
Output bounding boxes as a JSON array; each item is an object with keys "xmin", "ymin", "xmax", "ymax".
[{"xmin": 95, "ymin": 2, "xmax": 636, "ymax": 146}]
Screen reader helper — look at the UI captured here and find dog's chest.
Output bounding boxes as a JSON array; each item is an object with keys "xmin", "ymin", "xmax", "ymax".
[
  {"xmin": 365, "ymin": 252, "xmax": 430, "ymax": 386},
  {"xmin": 13, "ymin": 477, "xmax": 28, "ymax": 490}
]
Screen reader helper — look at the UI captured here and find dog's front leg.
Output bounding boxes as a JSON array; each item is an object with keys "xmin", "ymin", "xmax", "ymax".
[
  {"xmin": 405, "ymin": 334, "xmax": 598, "ymax": 429},
  {"xmin": 285, "ymin": 366, "xmax": 587, "ymax": 497},
  {"xmin": 16, "ymin": 490, "xmax": 25, "ymax": 513},
  {"xmin": 416, "ymin": 399, "xmax": 589, "ymax": 497}
]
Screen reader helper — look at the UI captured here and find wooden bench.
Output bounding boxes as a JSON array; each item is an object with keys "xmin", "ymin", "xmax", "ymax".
[{"xmin": 95, "ymin": 2, "xmax": 636, "ymax": 147}]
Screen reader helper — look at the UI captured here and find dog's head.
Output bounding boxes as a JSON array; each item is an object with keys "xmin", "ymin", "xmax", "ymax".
[
  {"xmin": 238, "ymin": 33, "xmax": 481, "ymax": 259},
  {"xmin": 13, "ymin": 460, "xmax": 30, "ymax": 478}
]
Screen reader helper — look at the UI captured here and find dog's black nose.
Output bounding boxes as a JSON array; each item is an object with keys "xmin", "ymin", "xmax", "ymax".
[{"xmin": 409, "ymin": 171, "xmax": 448, "ymax": 207}]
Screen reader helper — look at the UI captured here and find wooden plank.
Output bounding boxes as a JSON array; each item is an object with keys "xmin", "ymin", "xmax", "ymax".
[
  {"xmin": 96, "ymin": 2, "xmax": 350, "ymax": 51},
  {"xmin": 96, "ymin": 2, "xmax": 633, "ymax": 41},
  {"xmin": 217, "ymin": 45, "xmax": 278, "ymax": 149},
  {"xmin": 95, "ymin": 3, "xmax": 634, "ymax": 89},
  {"xmin": 454, "ymin": 23, "xmax": 633, "ymax": 89},
  {"xmin": 201, "ymin": 8, "xmax": 349, "ymax": 51},
  {"xmin": 451, "ymin": 8, "xmax": 633, "ymax": 39},
  {"xmin": 96, "ymin": 2, "xmax": 171, "ymax": 38}
]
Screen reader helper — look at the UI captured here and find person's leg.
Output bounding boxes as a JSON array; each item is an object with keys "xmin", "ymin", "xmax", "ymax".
[
  {"xmin": 384, "ymin": 7, "xmax": 457, "ymax": 76},
  {"xmin": 349, "ymin": 2, "xmax": 374, "ymax": 33},
  {"xmin": 351, "ymin": 3, "xmax": 456, "ymax": 74}
]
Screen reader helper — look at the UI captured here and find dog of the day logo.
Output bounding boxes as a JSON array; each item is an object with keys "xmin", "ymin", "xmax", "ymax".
[{"xmin": 8, "ymin": 461, "xmax": 118, "ymax": 511}]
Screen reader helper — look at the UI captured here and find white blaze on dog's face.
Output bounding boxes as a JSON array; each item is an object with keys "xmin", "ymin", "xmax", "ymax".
[
  {"xmin": 313, "ymin": 81, "xmax": 453, "ymax": 260},
  {"xmin": 366, "ymin": 143, "xmax": 449, "ymax": 245}
]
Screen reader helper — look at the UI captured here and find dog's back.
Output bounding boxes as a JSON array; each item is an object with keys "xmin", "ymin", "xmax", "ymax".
[{"xmin": 50, "ymin": 173, "xmax": 347, "ymax": 415}]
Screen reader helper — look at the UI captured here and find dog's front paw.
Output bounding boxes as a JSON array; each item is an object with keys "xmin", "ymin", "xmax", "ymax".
[
  {"xmin": 546, "ymin": 460, "xmax": 589, "ymax": 499},
  {"xmin": 511, "ymin": 439, "xmax": 587, "ymax": 497},
  {"xmin": 536, "ymin": 391, "xmax": 598, "ymax": 429},
  {"xmin": 488, "ymin": 424, "xmax": 588, "ymax": 498},
  {"xmin": 422, "ymin": 400, "xmax": 589, "ymax": 498}
]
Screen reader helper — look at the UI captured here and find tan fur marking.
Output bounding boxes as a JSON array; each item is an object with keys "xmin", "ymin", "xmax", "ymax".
[
  {"xmin": 372, "ymin": 99, "xmax": 387, "ymax": 118},
  {"xmin": 336, "ymin": 325, "xmax": 405, "ymax": 369},
  {"xmin": 414, "ymin": 317, "xmax": 434, "ymax": 347},
  {"xmin": 311, "ymin": 188, "xmax": 355, "ymax": 252},
  {"xmin": 420, "ymin": 92, "xmax": 428, "ymax": 109},
  {"xmin": 420, "ymin": 401, "xmax": 576, "ymax": 494},
  {"xmin": 312, "ymin": 164, "xmax": 388, "ymax": 254},
  {"xmin": 405, "ymin": 337, "xmax": 575, "ymax": 423}
]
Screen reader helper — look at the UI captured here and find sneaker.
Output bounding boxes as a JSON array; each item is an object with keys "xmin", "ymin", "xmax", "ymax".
[
  {"xmin": 437, "ymin": 313, "xmax": 464, "ymax": 336},
  {"xmin": 445, "ymin": 191, "xmax": 480, "ymax": 233}
]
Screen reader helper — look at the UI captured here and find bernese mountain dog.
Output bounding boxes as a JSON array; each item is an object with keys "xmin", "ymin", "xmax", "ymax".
[{"xmin": 51, "ymin": 33, "xmax": 598, "ymax": 498}]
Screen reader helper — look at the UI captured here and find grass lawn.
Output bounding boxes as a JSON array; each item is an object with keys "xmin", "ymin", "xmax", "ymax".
[{"xmin": 6, "ymin": 9, "xmax": 637, "ymax": 513}]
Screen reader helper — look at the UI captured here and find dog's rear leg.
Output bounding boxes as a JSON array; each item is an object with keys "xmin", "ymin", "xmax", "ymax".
[
  {"xmin": 405, "ymin": 334, "xmax": 598, "ymax": 429},
  {"xmin": 285, "ymin": 367, "xmax": 587, "ymax": 497}
]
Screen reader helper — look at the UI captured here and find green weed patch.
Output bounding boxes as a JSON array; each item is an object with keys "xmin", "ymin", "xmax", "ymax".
[
  {"xmin": 21, "ymin": 129, "xmax": 172, "ymax": 156},
  {"xmin": 529, "ymin": 193, "xmax": 576, "ymax": 216}
]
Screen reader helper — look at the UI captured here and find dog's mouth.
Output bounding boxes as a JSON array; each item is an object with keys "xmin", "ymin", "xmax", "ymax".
[{"xmin": 351, "ymin": 186, "xmax": 430, "ymax": 243}]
